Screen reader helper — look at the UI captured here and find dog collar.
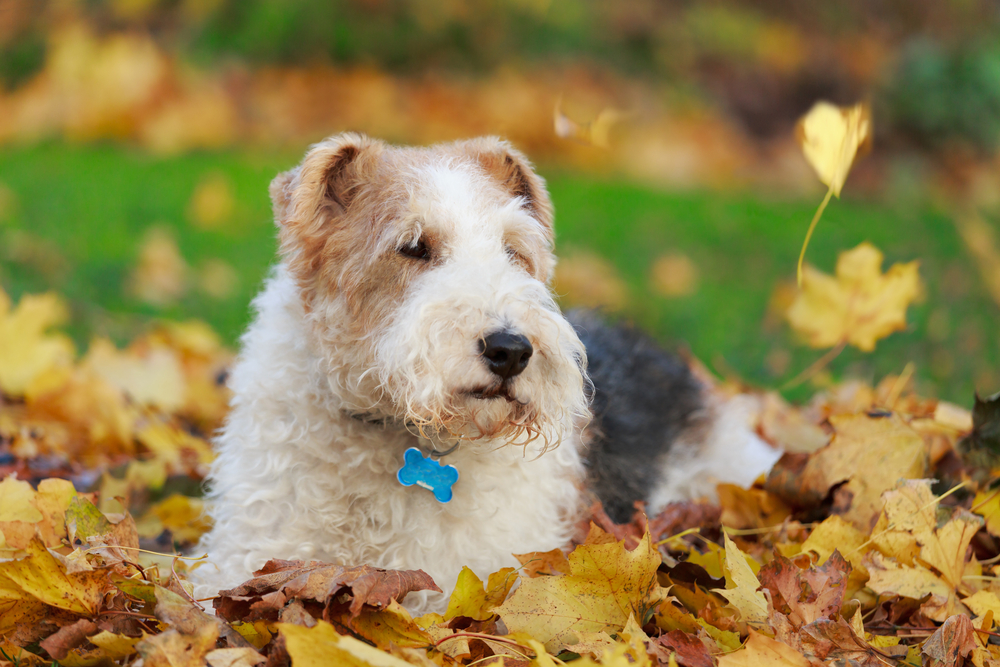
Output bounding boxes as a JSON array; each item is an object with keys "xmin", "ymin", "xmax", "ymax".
[{"xmin": 397, "ymin": 447, "xmax": 459, "ymax": 503}]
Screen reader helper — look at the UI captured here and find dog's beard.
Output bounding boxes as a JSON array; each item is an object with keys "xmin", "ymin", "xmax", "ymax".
[{"xmin": 395, "ymin": 383, "xmax": 549, "ymax": 450}]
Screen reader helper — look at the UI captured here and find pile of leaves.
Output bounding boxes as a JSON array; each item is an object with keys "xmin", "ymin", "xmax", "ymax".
[{"xmin": 4, "ymin": 275, "xmax": 1000, "ymax": 667}]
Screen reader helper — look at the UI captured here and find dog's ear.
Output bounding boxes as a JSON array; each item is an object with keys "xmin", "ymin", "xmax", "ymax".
[
  {"xmin": 277, "ymin": 132, "xmax": 384, "ymax": 227},
  {"xmin": 463, "ymin": 138, "xmax": 554, "ymax": 232}
]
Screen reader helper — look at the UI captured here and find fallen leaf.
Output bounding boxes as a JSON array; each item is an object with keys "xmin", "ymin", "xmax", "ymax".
[
  {"xmin": 138, "ymin": 624, "xmax": 219, "ymax": 667},
  {"xmin": 496, "ymin": 529, "xmax": 666, "ymax": 652},
  {"xmin": 129, "ymin": 227, "xmax": 188, "ymax": 307},
  {"xmin": 650, "ymin": 253, "xmax": 699, "ymax": 298},
  {"xmin": 0, "ymin": 537, "xmax": 110, "ymax": 616},
  {"xmin": 280, "ymin": 620, "xmax": 413, "ymax": 667},
  {"xmin": 188, "ymin": 172, "xmax": 235, "ymax": 229},
  {"xmin": 717, "ymin": 630, "xmax": 810, "ymax": 667},
  {"xmin": 215, "ymin": 560, "xmax": 440, "ymax": 622},
  {"xmin": 38, "ymin": 619, "xmax": 98, "ymax": 660},
  {"xmin": 514, "ymin": 548, "xmax": 570, "ymax": 577},
  {"xmin": 205, "ymin": 647, "xmax": 266, "ymax": 667},
  {"xmin": 800, "ymin": 413, "xmax": 927, "ymax": 530},
  {"xmin": 444, "ymin": 566, "xmax": 516, "ymax": 621},
  {"xmin": 922, "ymin": 613, "xmax": 977, "ymax": 667},
  {"xmin": 0, "ymin": 290, "xmax": 75, "ymax": 395},
  {"xmin": 787, "ymin": 242, "xmax": 921, "ymax": 352},
  {"xmin": 712, "ymin": 534, "xmax": 768, "ymax": 627},
  {"xmin": 758, "ymin": 551, "xmax": 849, "ymax": 627}
]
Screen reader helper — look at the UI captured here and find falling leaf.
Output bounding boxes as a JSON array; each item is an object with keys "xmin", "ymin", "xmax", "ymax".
[
  {"xmin": 712, "ymin": 534, "xmax": 768, "ymax": 626},
  {"xmin": 554, "ymin": 99, "xmax": 623, "ymax": 149},
  {"xmin": 496, "ymin": 529, "xmax": 666, "ymax": 652},
  {"xmin": 787, "ymin": 242, "xmax": 921, "ymax": 352},
  {"xmin": 0, "ymin": 289, "xmax": 75, "ymax": 396},
  {"xmin": 793, "ymin": 101, "xmax": 872, "ymax": 284},
  {"xmin": 795, "ymin": 101, "xmax": 872, "ymax": 198}
]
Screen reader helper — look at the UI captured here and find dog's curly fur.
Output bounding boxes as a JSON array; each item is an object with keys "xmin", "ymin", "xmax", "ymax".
[{"xmin": 195, "ymin": 134, "xmax": 779, "ymax": 612}]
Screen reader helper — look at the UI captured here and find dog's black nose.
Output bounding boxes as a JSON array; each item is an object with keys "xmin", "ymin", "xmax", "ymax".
[{"xmin": 480, "ymin": 332, "xmax": 533, "ymax": 380}]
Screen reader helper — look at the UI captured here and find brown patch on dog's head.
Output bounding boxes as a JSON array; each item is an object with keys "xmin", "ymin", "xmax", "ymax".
[
  {"xmin": 271, "ymin": 133, "xmax": 407, "ymax": 328},
  {"xmin": 453, "ymin": 137, "xmax": 554, "ymax": 236}
]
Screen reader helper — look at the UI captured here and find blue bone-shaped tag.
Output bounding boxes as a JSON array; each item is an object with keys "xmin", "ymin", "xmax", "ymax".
[{"xmin": 397, "ymin": 447, "xmax": 459, "ymax": 503}]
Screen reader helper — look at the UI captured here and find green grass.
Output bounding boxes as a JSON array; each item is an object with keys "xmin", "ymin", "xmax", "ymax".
[{"xmin": 1, "ymin": 143, "xmax": 997, "ymax": 405}]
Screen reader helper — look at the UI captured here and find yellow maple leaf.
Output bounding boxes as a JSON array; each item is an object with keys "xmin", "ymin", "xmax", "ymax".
[
  {"xmin": 444, "ymin": 566, "xmax": 517, "ymax": 621},
  {"xmin": 0, "ymin": 538, "xmax": 110, "ymax": 616},
  {"xmin": 0, "ymin": 289, "xmax": 75, "ymax": 396},
  {"xmin": 713, "ymin": 533, "xmax": 769, "ymax": 627},
  {"xmin": 787, "ymin": 242, "xmax": 921, "ymax": 352},
  {"xmin": 801, "ymin": 414, "xmax": 927, "ymax": 530},
  {"xmin": 279, "ymin": 620, "xmax": 412, "ymax": 667},
  {"xmin": 495, "ymin": 529, "xmax": 666, "ymax": 653},
  {"xmin": 717, "ymin": 630, "xmax": 810, "ymax": 667}
]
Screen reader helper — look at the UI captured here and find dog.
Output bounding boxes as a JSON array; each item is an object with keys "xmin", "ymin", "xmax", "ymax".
[{"xmin": 195, "ymin": 133, "xmax": 781, "ymax": 612}]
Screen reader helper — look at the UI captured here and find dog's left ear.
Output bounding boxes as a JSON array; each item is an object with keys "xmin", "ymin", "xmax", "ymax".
[{"xmin": 462, "ymin": 138, "xmax": 554, "ymax": 233}]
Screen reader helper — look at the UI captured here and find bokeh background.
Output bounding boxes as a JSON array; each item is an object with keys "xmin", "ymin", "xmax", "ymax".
[{"xmin": 3, "ymin": 0, "xmax": 1000, "ymax": 403}]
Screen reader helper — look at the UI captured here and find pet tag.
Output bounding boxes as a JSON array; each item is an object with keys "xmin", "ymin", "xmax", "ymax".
[{"xmin": 397, "ymin": 447, "xmax": 459, "ymax": 503}]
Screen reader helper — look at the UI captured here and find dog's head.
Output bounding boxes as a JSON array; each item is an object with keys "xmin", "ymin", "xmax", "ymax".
[{"xmin": 271, "ymin": 133, "xmax": 589, "ymax": 449}]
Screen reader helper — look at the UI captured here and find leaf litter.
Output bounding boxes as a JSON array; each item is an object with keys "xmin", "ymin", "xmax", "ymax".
[{"xmin": 0, "ymin": 105, "xmax": 998, "ymax": 666}]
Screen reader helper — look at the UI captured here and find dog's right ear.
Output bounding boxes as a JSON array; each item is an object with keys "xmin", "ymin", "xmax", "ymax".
[{"xmin": 272, "ymin": 133, "xmax": 384, "ymax": 228}]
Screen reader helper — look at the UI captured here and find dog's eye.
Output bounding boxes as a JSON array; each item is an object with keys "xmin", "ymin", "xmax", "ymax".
[{"xmin": 399, "ymin": 238, "xmax": 431, "ymax": 261}]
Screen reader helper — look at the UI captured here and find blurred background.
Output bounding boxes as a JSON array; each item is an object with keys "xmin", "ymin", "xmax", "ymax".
[{"xmin": 2, "ymin": 0, "xmax": 1000, "ymax": 404}]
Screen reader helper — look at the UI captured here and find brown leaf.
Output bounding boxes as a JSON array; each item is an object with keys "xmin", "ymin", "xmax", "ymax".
[
  {"xmin": 39, "ymin": 619, "xmax": 98, "ymax": 660},
  {"xmin": 799, "ymin": 618, "xmax": 892, "ymax": 666},
  {"xmin": 514, "ymin": 549, "xmax": 570, "ymax": 578},
  {"xmin": 215, "ymin": 560, "xmax": 440, "ymax": 623},
  {"xmin": 653, "ymin": 631, "xmax": 714, "ymax": 667},
  {"xmin": 799, "ymin": 413, "xmax": 927, "ymax": 530},
  {"xmin": 138, "ymin": 624, "xmax": 219, "ymax": 667},
  {"xmin": 758, "ymin": 550, "xmax": 849, "ymax": 627},
  {"xmin": 922, "ymin": 614, "xmax": 977, "ymax": 667}
]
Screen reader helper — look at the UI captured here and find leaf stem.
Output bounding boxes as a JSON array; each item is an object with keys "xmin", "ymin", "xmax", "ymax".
[
  {"xmin": 797, "ymin": 187, "xmax": 834, "ymax": 287},
  {"xmin": 781, "ymin": 339, "xmax": 847, "ymax": 391}
]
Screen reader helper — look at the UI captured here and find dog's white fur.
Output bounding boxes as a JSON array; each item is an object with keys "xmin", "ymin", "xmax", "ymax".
[{"xmin": 196, "ymin": 134, "xmax": 779, "ymax": 611}]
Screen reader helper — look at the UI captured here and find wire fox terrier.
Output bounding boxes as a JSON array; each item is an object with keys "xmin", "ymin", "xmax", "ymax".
[{"xmin": 196, "ymin": 133, "xmax": 780, "ymax": 611}]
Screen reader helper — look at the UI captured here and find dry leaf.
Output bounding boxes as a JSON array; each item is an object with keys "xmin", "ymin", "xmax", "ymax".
[
  {"xmin": 795, "ymin": 101, "xmax": 872, "ymax": 198},
  {"xmin": 787, "ymin": 242, "xmax": 921, "ymax": 352},
  {"xmin": 0, "ymin": 290, "xmax": 75, "ymax": 395},
  {"xmin": 280, "ymin": 620, "xmax": 413, "ymax": 667},
  {"xmin": 717, "ymin": 630, "xmax": 810, "ymax": 667},
  {"xmin": 800, "ymin": 413, "xmax": 927, "ymax": 530},
  {"xmin": 496, "ymin": 529, "xmax": 666, "ymax": 652},
  {"xmin": 713, "ymin": 534, "xmax": 768, "ymax": 627}
]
